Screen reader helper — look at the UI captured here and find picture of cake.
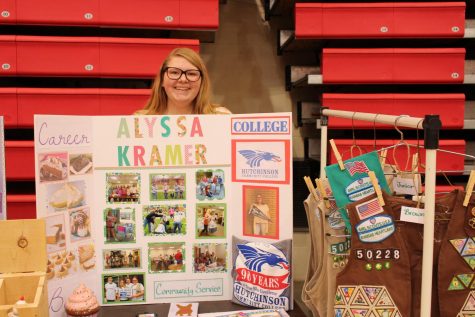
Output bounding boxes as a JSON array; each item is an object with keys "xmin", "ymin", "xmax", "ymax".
[
  {"xmin": 65, "ymin": 284, "xmax": 100, "ymax": 317},
  {"xmin": 47, "ymin": 181, "xmax": 85, "ymax": 211},
  {"xmin": 69, "ymin": 153, "xmax": 93, "ymax": 176},
  {"xmin": 45, "ymin": 214, "xmax": 66, "ymax": 254},
  {"xmin": 70, "ymin": 207, "xmax": 91, "ymax": 242},
  {"xmin": 78, "ymin": 243, "xmax": 96, "ymax": 271},
  {"xmin": 39, "ymin": 152, "xmax": 68, "ymax": 183}
]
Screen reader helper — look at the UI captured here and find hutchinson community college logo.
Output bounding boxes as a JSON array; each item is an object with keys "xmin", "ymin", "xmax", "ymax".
[
  {"xmin": 232, "ymin": 140, "xmax": 290, "ymax": 184},
  {"xmin": 239, "ymin": 150, "xmax": 281, "ymax": 168},
  {"xmin": 234, "ymin": 243, "xmax": 291, "ymax": 309}
]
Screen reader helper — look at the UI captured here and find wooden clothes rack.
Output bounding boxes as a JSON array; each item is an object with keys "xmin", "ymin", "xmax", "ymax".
[{"xmin": 320, "ymin": 108, "xmax": 442, "ymax": 317}]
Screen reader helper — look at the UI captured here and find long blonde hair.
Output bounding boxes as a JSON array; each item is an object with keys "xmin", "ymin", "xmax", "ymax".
[{"xmin": 138, "ymin": 48, "xmax": 218, "ymax": 115}]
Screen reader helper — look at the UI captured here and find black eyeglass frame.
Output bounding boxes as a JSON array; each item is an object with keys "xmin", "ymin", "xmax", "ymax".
[{"xmin": 163, "ymin": 66, "xmax": 202, "ymax": 82}]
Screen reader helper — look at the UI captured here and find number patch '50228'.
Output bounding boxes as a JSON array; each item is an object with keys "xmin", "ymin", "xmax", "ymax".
[{"xmin": 354, "ymin": 248, "xmax": 400, "ymax": 261}]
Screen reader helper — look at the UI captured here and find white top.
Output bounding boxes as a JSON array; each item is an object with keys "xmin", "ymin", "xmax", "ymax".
[{"xmin": 105, "ymin": 282, "xmax": 117, "ymax": 301}]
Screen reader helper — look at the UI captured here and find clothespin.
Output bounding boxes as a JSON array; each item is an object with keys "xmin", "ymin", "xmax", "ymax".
[
  {"xmin": 316, "ymin": 178, "xmax": 331, "ymax": 209},
  {"xmin": 329, "ymin": 139, "xmax": 345, "ymax": 170},
  {"xmin": 303, "ymin": 176, "xmax": 320, "ymax": 202},
  {"xmin": 463, "ymin": 170, "xmax": 475, "ymax": 207},
  {"xmin": 379, "ymin": 149, "xmax": 388, "ymax": 166},
  {"xmin": 368, "ymin": 171, "xmax": 385, "ymax": 207}
]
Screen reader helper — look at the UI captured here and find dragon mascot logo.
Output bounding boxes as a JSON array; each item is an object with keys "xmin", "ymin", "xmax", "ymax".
[{"xmin": 233, "ymin": 242, "xmax": 291, "ymax": 309}]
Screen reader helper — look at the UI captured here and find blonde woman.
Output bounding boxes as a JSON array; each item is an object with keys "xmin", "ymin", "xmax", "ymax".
[{"xmin": 136, "ymin": 48, "xmax": 231, "ymax": 115}]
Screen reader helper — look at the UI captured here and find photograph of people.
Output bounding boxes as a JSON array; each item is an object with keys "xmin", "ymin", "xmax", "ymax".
[
  {"xmin": 104, "ymin": 276, "xmax": 117, "ymax": 303},
  {"xmin": 193, "ymin": 243, "xmax": 227, "ymax": 273},
  {"xmin": 103, "ymin": 249, "xmax": 141, "ymax": 270},
  {"xmin": 142, "ymin": 204, "xmax": 186, "ymax": 236},
  {"xmin": 196, "ymin": 204, "xmax": 226, "ymax": 238},
  {"xmin": 134, "ymin": 48, "xmax": 231, "ymax": 116},
  {"xmin": 106, "ymin": 173, "xmax": 140, "ymax": 203},
  {"xmin": 103, "ymin": 207, "xmax": 136, "ymax": 243},
  {"xmin": 150, "ymin": 174, "xmax": 186, "ymax": 201},
  {"xmin": 195, "ymin": 169, "xmax": 225, "ymax": 200},
  {"xmin": 102, "ymin": 274, "xmax": 145, "ymax": 303},
  {"xmin": 149, "ymin": 242, "xmax": 185, "ymax": 273},
  {"xmin": 243, "ymin": 186, "xmax": 278, "ymax": 239},
  {"xmin": 130, "ymin": 275, "xmax": 145, "ymax": 301}
]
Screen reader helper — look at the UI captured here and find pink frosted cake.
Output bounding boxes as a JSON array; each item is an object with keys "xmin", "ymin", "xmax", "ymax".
[{"xmin": 65, "ymin": 284, "xmax": 100, "ymax": 317}]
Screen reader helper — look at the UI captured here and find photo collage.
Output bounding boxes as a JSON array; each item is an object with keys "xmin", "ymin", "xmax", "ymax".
[
  {"xmin": 38, "ymin": 150, "xmax": 96, "ymax": 283},
  {"xmin": 100, "ymin": 169, "xmax": 228, "ymax": 303}
]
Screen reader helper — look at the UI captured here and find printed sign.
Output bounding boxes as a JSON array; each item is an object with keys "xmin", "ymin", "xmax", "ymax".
[
  {"xmin": 356, "ymin": 215, "xmax": 395, "ymax": 243},
  {"xmin": 35, "ymin": 113, "xmax": 293, "ymax": 315},
  {"xmin": 231, "ymin": 116, "xmax": 291, "ymax": 135}
]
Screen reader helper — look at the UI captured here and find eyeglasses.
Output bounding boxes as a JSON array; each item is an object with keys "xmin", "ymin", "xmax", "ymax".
[{"xmin": 164, "ymin": 67, "xmax": 201, "ymax": 82}]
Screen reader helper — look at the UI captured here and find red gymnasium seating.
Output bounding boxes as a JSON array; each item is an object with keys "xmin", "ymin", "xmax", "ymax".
[
  {"xmin": 0, "ymin": 88, "xmax": 150, "ymax": 128},
  {"xmin": 6, "ymin": 194, "xmax": 36, "ymax": 219},
  {"xmin": 5, "ymin": 141, "xmax": 35, "ymax": 181},
  {"xmin": 322, "ymin": 48, "xmax": 466, "ymax": 84},
  {"xmin": 322, "ymin": 93, "xmax": 465, "ymax": 129},
  {"xmin": 329, "ymin": 139, "xmax": 466, "ymax": 174},
  {"xmin": 295, "ymin": 2, "xmax": 466, "ymax": 39},
  {"xmin": 0, "ymin": 36, "xmax": 199, "ymax": 78},
  {"xmin": 0, "ymin": 0, "xmax": 218, "ymax": 29}
]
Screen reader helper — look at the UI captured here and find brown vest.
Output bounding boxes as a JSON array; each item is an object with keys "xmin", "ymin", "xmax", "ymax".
[
  {"xmin": 438, "ymin": 190, "xmax": 475, "ymax": 316},
  {"xmin": 303, "ymin": 180, "xmax": 349, "ymax": 317},
  {"xmin": 335, "ymin": 191, "xmax": 455, "ymax": 317}
]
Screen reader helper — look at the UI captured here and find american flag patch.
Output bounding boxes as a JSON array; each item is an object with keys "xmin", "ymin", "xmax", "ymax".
[
  {"xmin": 344, "ymin": 160, "xmax": 370, "ymax": 176},
  {"xmin": 355, "ymin": 198, "xmax": 384, "ymax": 220}
]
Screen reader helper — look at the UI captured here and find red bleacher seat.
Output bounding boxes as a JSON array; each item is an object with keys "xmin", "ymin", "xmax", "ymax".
[
  {"xmin": 0, "ymin": 0, "xmax": 16, "ymax": 23},
  {"xmin": 295, "ymin": 2, "xmax": 466, "ymax": 39},
  {"xmin": 16, "ymin": 0, "xmax": 99, "ymax": 26},
  {"xmin": 0, "ymin": 88, "xmax": 150, "ymax": 128},
  {"xmin": 5, "ymin": 140, "xmax": 35, "ymax": 181},
  {"xmin": 1, "ymin": 0, "xmax": 218, "ymax": 29},
  {"xmin": 323, "ymin": 93, "xmax": 465, "ymax": 129},
  {"xmin": 0, "ymin": 88, "xmax": 18, "ymax": 128},
  {"xmin": 329, "ymin": 139, "xmax": 465, "ymax": 174},
  {"xmin": 6, "ymin": 194, "xmax": 36, "ymax": 219},
  {"xmin": 322, "ymin": 48, "xmax": 465, "ymax": 83},
  {"xmin": 1, "ymin": 36, "xmax": 199, "ymax": 78}
]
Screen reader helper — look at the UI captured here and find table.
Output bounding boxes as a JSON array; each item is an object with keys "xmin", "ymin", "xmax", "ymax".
[{"xmin": 100, "ymin": 301, "xmax": 307, "ymax": 317}]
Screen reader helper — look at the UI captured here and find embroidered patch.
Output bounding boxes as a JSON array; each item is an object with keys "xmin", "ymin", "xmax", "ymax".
[
  {"xmin": 334, "ymin": 285, "xmax": 400, "ymax": 316},
  {"xmin": 458, "ymin": 291, "xmax": 475, "ymax": 315},
  {"xmin": 344, "ymin": 160, "xmax": 370, "ymax": 176},
  {"xmin": 450, "ymin": 238, "xmax": 475, "ymax": 270},
  {"xmin": 328, "ymin": 209, "xmax": 347, "ymax": 230},
  {"xmin": 356, "ymin": 215, "xmax": 395, "ymax": 243},
  {"xmin": 350, "ymin": 288, "xmax": 370, "ymax": 306},
  {"xmin": 335, "ymin": 289, "xmax": 345, "ymax": 305},
  {"xmin": 463, "ymin": 239, "xmax": 475, "ymax": 256},
  {"xmin": 330, "ymin": 239, "xmax": 351, "ymax": 255},
  {"xmin": 459, "ymin": 274, "xmax": 474, "ymax": 288},
  {"xmin": 449, "ymin": 276, "xmax": 466, "ymax": 290},
  {"xmin": 363, "ymin": 287, "xmax": 382, "ymax": 304},
  {"xmin": 355, "ymin": 198, "xmax": 384, "ymax": 220},
  {"xmin": 345, "ymin": 177, "xmax": 375, "ymax": 202}
]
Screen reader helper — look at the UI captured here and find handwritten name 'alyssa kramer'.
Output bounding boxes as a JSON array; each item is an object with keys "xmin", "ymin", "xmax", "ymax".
[{"xmin": 116, "ymin": 116, "xmax": 208, "ymax": 167}]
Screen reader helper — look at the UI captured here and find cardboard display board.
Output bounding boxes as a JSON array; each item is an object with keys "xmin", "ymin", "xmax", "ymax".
[{"xmin": 34, "ymin": 113, "xmax": 292, "ymax": 316}]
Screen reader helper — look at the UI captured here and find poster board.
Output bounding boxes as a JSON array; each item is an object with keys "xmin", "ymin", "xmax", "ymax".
[{"xmin": 34, "ymin": 113, "xmax": 292, "ymax": 316}]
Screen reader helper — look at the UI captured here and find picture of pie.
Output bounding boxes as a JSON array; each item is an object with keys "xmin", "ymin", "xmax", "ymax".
[
  {"xmin": 49, "ymin": 182, "xmax": 84, "ymax": 210},
  {"xmin": 69, "ymin": 154, "xmax": 93, "ymax": 175},
  {"xmin": 78, "ymin": 244, "xmax": 95, "ymax": 265},
  {"xmin": 39, "ymin": 153, "xmax": 68, "ymax": 182}
]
